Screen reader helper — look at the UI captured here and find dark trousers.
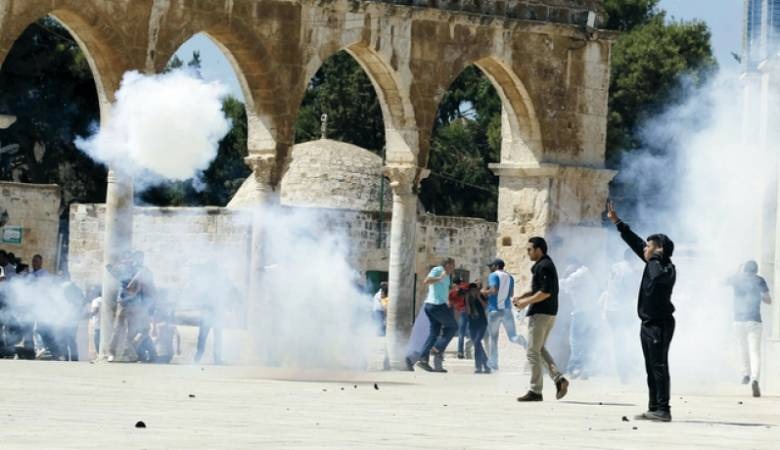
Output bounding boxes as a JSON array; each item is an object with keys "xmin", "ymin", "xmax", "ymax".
[
  {"xmin": 135, "ymin": 335, "xmax": 157, "ymax": 362},
  {"xmin": 61, "ymin": 328, "xmax": 79, "ymax": 361},
  {"xmin": 640, "ymin": 317, "xmax": 675, "ymax": 413},
  {"xmin": 419, "ymin": 303, "xmax": 458, "ymax": 358},
  {"xmin": 469, "ymin": 319, "xmax": 488, "ymax": 370},
  {"xmin": 457, "ymin": 312, "xmax": 469, "ymax": 354},
  {"xmin": 39, "ymin": 327, "xmax": 61, "ymax": 358}
]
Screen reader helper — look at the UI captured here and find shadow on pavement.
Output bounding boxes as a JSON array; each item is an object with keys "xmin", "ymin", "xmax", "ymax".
[
  {"xmin": 678, "ymin": 420, "xmax": 773, "ymax": 428},
  {"xmin": 560, "ymin": 401, "xmax": 637, "ymax": 407}
]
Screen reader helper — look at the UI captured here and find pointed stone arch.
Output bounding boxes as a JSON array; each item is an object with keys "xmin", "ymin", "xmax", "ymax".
[{"xmin": 0, "ymin": 7, "xmax": 132, "ymax": 124}]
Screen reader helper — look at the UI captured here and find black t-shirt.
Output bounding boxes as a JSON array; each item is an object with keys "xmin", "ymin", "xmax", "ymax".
[
  {"xmin": 729, "ymin": 273, "xmax": 768, "ymax": 322},
  {"xmin": 528, "ymin": 255, "xmax": 559, "ymax": 316}
]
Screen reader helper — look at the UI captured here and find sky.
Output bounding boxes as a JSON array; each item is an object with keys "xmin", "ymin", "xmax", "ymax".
[
  {"xmin": 173, "ymin": 1, "xmax": 741, "ymax": 101},
  {"xmin": 660, "ymin": 0, "xmax": 741, "ymax": 71}
]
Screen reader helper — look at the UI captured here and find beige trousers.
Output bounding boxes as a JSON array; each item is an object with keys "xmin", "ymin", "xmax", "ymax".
[{"xmin": 527, "ymin": 313, "xmax": 563, "ymax": 394}]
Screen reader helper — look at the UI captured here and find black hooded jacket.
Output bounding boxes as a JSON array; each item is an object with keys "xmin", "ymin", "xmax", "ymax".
[{"xmin": 616, "ymin": 221, "xmax": 676, "ymax": 322}]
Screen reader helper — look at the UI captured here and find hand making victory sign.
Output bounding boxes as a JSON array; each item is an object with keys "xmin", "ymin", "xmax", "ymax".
[{"xmin": 606, "ymin": 199, "xmax": 620, "ymax": 224}]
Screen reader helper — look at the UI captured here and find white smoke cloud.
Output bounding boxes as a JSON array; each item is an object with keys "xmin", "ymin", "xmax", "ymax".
[
  {"xmin": 76, "ymin": 70, "xmax": 230, "ymax": 185},
  {"xmin": 65, "ymin": 67, "xmax": 378, "ymax": 369},
  {"xmin": 250, "ymin": 205, "xmax": 377, "ymax": 369},
  {"xmin": 611, "ymin": 67, "xmax": 778, "ymax": 384}
]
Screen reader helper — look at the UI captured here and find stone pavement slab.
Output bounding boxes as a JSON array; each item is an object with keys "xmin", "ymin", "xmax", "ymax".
[{"xmin": 0, "ymin": 360, "xmax": 778, "ymax": 449}]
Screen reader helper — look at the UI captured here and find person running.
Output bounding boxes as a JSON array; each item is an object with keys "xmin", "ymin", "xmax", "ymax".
[
  {"xmin": 466, "ymin": 282, "xmax": 490, "ymax": 373},
  {"xmin": 607, "ymin": 201, "xmax": 676, "ymax": 422},
  {"xmin": 484, "ymin": 258, "xmax": 527, "ymax": 371},
  {"xmin": 513, "ymin": 237, "xmax": 569, "ymax": 402},
  {"xmin": 448, "ymin": 278, "xmax": 469, "ymax": 359},
  {"xmin": 404, "ymin": 258, "xmax": 458, "ymax": 373},
  {"xmin": 727, "ymin": 260, "xmax": 771, "ymax": 397}
]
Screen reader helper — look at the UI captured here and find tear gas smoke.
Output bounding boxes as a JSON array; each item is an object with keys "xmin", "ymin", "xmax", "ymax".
[
  {"xmin": 71, "ymin": 68, "xmax": 376, "ymax": 368},
  {"xmin": 603, "ymin": 68, "xmax": 778, "ymax": 384},
  {"xmin": 75, "ymin": 70, "xmax": 230, "ymax": 186},
  {"xmin": 250, "ymin": 205, "xmax": 377, "ymax": 369},
  {"xmin": 135, "ymin": 206, "xmax": 377, "ymax": 369}
]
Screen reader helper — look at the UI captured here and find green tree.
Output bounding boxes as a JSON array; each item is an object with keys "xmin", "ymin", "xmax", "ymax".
[
  {"xmin": 603, "ymin": 0, "xmax": 660, "ymax": 31},
  {"xmin": 419, "ymin": 66, "xmax": 501, "ymax": 220},
  {"xmin": 605, "ymin": 2, "xmax": 717, "ymax": 162},
  {"xmin": 295, "ymin": 51, "xmax": 385, "ymax": 154},
  {"xmin": 604, "ymin": 1, "xmax": 717, "ymax": 220},
  {"xmin": 0, "ymin": 18, "xmax": 106, "ymax": 208},
  {"xmin": 294, "ymin": 55, "xmax": 501, "ymax": 220}
]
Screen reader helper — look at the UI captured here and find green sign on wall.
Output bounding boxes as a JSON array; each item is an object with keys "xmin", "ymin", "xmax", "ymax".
[{"xmin": 1, "ymin": 226, "xmax": 22, "ymax": 245}]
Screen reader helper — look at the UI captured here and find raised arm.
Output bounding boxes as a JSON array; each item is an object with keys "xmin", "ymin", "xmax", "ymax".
[{"xmin": 607, "ymin": 200, "xmax": 646, "ymax": 262}]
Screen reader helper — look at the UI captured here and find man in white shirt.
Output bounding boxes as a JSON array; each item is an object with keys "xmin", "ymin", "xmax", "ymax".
[
  {"xmin": 483, "ymin": 258, "xmax": 527, "ymax": 371},
  {"xmin": 371, "ymin": 282, "xmax": 388, "ymax": 336}
]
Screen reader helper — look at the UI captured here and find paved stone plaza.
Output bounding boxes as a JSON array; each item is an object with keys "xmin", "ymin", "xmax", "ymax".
[{"xmin": 1, "ymin": 359, "xmax": 778, "ymax": 449}]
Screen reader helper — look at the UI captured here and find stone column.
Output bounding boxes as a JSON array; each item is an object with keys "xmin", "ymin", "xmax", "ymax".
[
  {"xmin": 755, "ymin": 60, "xmax": 780, "ymax": 394},
  {"xmin": 490, "ymin": 163, "xmax": 616, "ymax": 286},
  {"xmin": 759, "ymin": 60, "xmax": 780, "ymax": 340},
  {"xmin": 751, "ymin": 69, "xmax": 777, "ymax": 292},
  {"xmin": 98, "ymin": 169, "xmax": 134, "ymax": 359},
  {"xmin": 383, "ymin": 164, "xmax": 420, "ymax": 368},
  {"xmin": 243, "ymin": 154, "xmax": 277, "ymax": 363}
]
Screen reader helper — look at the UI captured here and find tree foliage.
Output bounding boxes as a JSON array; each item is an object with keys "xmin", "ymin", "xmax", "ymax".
[
  {"xmin": 419, "ymin": 66, "xmax": 501, "ymax": 220},
  {"xmin": 295, "ymin": 51, "xmax": 385, "ymax": 154},
  {"xmin": 605, "ymin": 2, "xmax": 717, "ymax": 162},
  {"xmin": 0, "ymin": 18, "xmax": 106, "ymax": 208},
  {"xmin": 294, "ymin": 56, "xmax": 501, "ymax": 220},
  {"xmin": 604, "ymin": 1, "xmax": 717, "ymax": 219},
  {"xmin": 603, "ymin": 0, "xmax": 660, "ymax": 31}
]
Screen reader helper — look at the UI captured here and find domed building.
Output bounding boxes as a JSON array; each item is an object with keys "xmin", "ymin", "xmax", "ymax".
[
  {"xmin": 228, "ymin": 138, "xmax": 391, "ymax": 212},
  {"xmin": 225, "ymin": 136, "xmax": 497, "ymax": 297}
]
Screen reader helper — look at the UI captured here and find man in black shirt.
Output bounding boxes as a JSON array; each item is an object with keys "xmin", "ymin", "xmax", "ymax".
[
  {"xmin": 727, "ymin": 261, "xmax": 771, "ymax": 397},
  {"xmin": 607, "ymin": 201, "xmax": 676, "ymax": 422},
  {"xmin": 513, "ymin": 237, "xmax": 569, "ymax": 402}
]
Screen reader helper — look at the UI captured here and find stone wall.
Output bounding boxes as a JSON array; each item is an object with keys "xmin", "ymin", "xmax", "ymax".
[
  {"xmin": 370, "ymin": 0, "xmax": 605, "ymax": 26},
  {"xmin": 1, "ymin": 0, "xmax": 614, "ymax": 176},
  {"xmin": 68, "ymin": 204, "xmax": 497, "ymax": 307},
  {"xmin": 414, "ymin": 213, "xmax": 498, "ymax": 307},
  {"xmin": 0, "ymin": 181, "xmax": 60, "ymax": 271},
  {"xmin": 68, "ymin": 204, "xmax": 251, "ymax": 294}
]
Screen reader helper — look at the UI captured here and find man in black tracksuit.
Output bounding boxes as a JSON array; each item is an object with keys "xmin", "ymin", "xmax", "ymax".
[{"xmin": 607, "ymin": 201, "xmax": 676, "ymax": 422}]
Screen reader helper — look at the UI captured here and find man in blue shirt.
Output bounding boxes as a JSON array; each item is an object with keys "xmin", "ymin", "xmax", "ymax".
[
  {"xmin": 727, "ymin": 261, "xmax": 772, "ymax": 397},
  {"xmin": 404, "ymin": 257, "xmax": 457, "ymax": 372},
  {"xmin": 483, "ymin": 258, "xmax": 527, "ymax": 371}
]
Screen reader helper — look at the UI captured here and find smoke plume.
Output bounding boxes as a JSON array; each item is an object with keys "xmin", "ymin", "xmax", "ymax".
[
  {"xmin": 609, "ymin": 68, "xmax": 777, "ymax": 383},
  {"xmin": 75, "ymin": 70, "xmax": 230, "ymax": 186}
]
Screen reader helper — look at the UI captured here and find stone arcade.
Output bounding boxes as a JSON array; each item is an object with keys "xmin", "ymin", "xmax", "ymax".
[{"xmin": 0, "ymin": 0, "xmax": 616, "ymax": 367}]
